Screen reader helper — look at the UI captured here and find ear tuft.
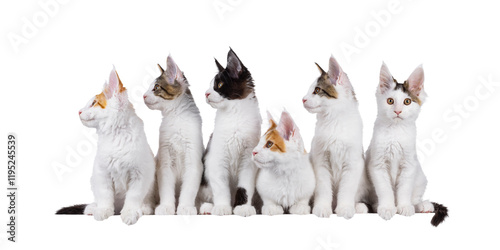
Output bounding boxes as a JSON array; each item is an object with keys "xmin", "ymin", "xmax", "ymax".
[
  {"xmin": 379, "ymin": 62, "xmax": 396, "ymax": 94},
  {"xmin": 226, "ymin": 48, "xmax": 243, "ymax": 78},
  {"xmin": 315, "ymin": 62, "xmax": 326, "ymax": 75},
  {"xmin": 266, "ymin": 111, "xmax": 277, "ymax": 130},
  {"xmin": 215, "ymin": 58, "xmax": 224, "ymax": 72},
  {"xmin": 157, "ymin": 64, "xmax": 165, "ymax": 74}
]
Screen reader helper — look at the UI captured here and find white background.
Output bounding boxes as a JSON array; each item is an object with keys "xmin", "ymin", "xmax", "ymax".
[{"xmin": 1, "ymin": 0, "xmax": 499, "ymax": 249}]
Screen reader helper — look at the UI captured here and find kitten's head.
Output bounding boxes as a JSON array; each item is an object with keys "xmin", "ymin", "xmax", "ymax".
[
  {"xmin": 252, "ymin": 111, "xmax": 305, "ymax": 170},
  {"xmin": 205, "ymin": 48, "xmax": 254, "ymax": 109},
  {"xmin": 376, "ymin": 63, "xmax": 426, "ymax": 122},
  {"xmin": 143, "ymin": 55, "xmax": 190, "ymax": 110},
  {"xmin": 302, "ymin": 55, "xmax": 356, "ymax": 113},
  {"xmin": 79, "ymin": 67, "xmax": 129, "ymax": 128}
]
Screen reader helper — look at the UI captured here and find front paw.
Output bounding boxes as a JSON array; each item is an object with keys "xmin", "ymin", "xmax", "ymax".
[
  {"xmin": 199, "ymin": 203, "xmax": 213, "ymax": 215},
  {"xmin": 289, "ymin": 204, "xmax": 311, "ymax": 215},
  {"xmin": 141, "ymin": 204, "xmax": 155, "ymax": 215},
  {"xmin": 155, "ymin": 204, "xmax": 176, "ymax": 215},
  {"xmin": 335, "ymin": 204, "xmax": 356, "ymax": 219},
  {"xmin": 262, "ymin": 204, "xmax": 284, "ymax": 215},
  {"xmin": 121, "ymin": 208, "xmax": 141, "ymax": 225},
  {"xmin": 93, "ymin": 207, "xmax": 114, "ymax": 221},
  {"xmin": 176, "ymin": 205, "xmax": 197, "ymax": 215},
  {"xmin": 416, "ymin": 200, "xmax": 434, "ymax": 213},
  {"xmin": 312, "ymin": 205, "xmax": 333, "ymax": 218},
  {"xmin": 377, "ymin": 205, "xmax": 397, "ymax": 220},
  {"xmin": 211, "ymin": 205, "xmax": 233, "ymax": 216},
  {"xmin": 355, "ymin": 203, "xmax": 369, "ymax": 214},
  {"xmin": 233, "ymin": 204, "xmax": 256, "ymax": 217},
  {"xmin": 397, "ymin": 204, "xmax": 415, "ymax": 216},
  {"xmin": 83, "ymin": 203, "xmax": 96, "ymax": 216}
]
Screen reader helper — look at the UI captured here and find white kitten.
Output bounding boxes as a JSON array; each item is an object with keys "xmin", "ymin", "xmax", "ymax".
[
  {"xmin": 303, "ymin": 56, "xmax": 371, "ymax": 219},
  {"xmin": 143, "ymin": 55, "xmax": 204, "ymax": 215},
  {"xmin": 200, "ymin": 48, "xmax": 262, "ymax": 216},
  {"xmin": 76, "ymin": 67, "xmax": 155, "ymax": 225},
  {"xmin": 253, "ymin": 111, "xmax": 315, "ymax": 215},
  {"xmin": 366, "ymin": 63, "xmax": 447, "ymax": 225}
]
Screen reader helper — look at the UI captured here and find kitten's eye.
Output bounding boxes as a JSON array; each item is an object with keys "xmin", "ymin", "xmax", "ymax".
[
  {"xmin": 91, "ymin": 100, "xmax": 97, "ymax": 107},
  {"xmin": 153, "ymin": 84, "xmax": 160, "ymax": 91},
  {"xmin": 265, "ymin": 141, "xmax": 274, "ymax": 148},
  {"xmin": 218, "ymin": 82, "xmax": 224, "ymax": 88},
  {"xmin": 404, "ymin": 98, "xmax": 412, "ymax": 105},
  {"xmin": 313, "ymin": 87, "xmax": 321, "ymax": 95},
  {"xmin": 387, "ymin": 98, "xmax": 394, "ymax": 105}
]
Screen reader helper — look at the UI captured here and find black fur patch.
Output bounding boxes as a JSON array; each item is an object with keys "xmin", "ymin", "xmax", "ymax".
[
  {"xmin": 234, "ymin": 187, "xmax": 248, "ymax": 207},
  {"xmin": 431, "ymin": 202, "xmax": 449, "ymax": 227},
  {"xmin": 212, "ymin": 49, "xmax": 255, "ymax": 100},
  {"xmin": 56, "ymin": 204, "xmax": 87, "ymax": 214}
]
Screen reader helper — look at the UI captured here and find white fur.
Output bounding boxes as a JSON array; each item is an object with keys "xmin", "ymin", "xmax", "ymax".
[
  {"xmin": 79, "ymin": 67, "xmax": 155, "ymax": 225},
  {"xmin": 253, "ymin": 111, "xmax": 315, "ymax": 215},
  {"xmin": 366, "ymin": 63, "xmax": 432, "ymax": 220},
  {"xmin": 143, "ymin": 56, "xmax": 204, "ymax": 215},
  {"xmin": 202, "ymin": 80, "xmax": 261, "ymax": 216},
  {"xmin": 303, "ymin": 56, "xmax": 370, "ymax": 219}
]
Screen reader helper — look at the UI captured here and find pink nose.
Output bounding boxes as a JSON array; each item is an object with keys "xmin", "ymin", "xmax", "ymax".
[
  {"xmin": 394, "ymin": 111, "xmax": 402, "ymax": 115},
  {"xmin": 205, "ymin": 93, "xmax": 210, "ymax": 98},
  {"xmin": 302, "ymin": 99, "xmax": 307, "ymax": 103},
  {"xmin": 79, "ymin": 111, "xmax": 82, "ymax": 115},
  {"xmin": 252, "ymin": 152, "xmax": 258, "ymax": 156},
  {"xmin": 143, "ymin": 95, "xmax": 147, "ymax": 99}
]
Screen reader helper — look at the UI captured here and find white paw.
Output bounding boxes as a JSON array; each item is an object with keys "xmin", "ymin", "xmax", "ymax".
[
  {"xmin": 176, "ymin": 205, "xmax": 197, "ymax": 215},
  {"xmin": 93, "ymin": 207, "xmax": 114, "ymax": 221},
  {"xmin": 233, "ymin": 204, "xmax": 256, "ymax": 217},
  {"xmin": 335, "ymin": 204, "xmax": 356, "ymax": 219},
  {"xmin": 211, "ymin": 205, "xmax": 233, "ymax": 216},
  {"xmin": 155, "ymin": 204, "xmax": 176, "ymax": 215},
  {"xmin": 199, "ymin": 203, "xmax": 213, "ymax": 215},
  {"xmin": 262, "ymin": 204, "xmax": 284, "ymax": 216},
  {"xmin": 121, "ymin": 208, "xmax": 142, "ymax": 225},
  {"xmin": 355, "ymin": 203, "xmax": 369, "ymax": 214},
  {"xmin": 377, "ymin": 205, "xmax": 396, "ymax": 220},
  {"xmin": 397, "ymin": 204, "xmax": 415, "ymax": 216},
  {"xmin": 289, "ymin": 204, "xmax": 311, "ymax": 215},
  {"xmin": 312, "ymin": 205, "xmax": 333, "ymax": 218},
  {"xmin": 416, "ymin": 200, "xmax": 434, "ymax": 213},
  {"xmin": 83, "ymin": 203, "xmax": 96, "ymax": 216},
  {"xmin": 141, "ymin": 204, "xmax": 155, "ymax": 215}
]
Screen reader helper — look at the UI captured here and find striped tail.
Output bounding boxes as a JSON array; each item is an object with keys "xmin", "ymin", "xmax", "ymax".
[
  {"xmin": 56, "ymin": 204, "xmax": 87, "ymax": 215},
  {"xmin": 430, "ymin": 202, "xmax": 448, "ymax": 227}
]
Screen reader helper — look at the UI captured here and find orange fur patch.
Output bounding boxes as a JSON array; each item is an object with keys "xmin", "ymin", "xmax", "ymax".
[
  {"xmin": 94, "ymin": 92, "xmax": 107, "ymax": 109},
  {"xmin": 264, "ymin": 127, "xmax": 286, "ymax": 153},
  {"xmin": 115, "ymin": 71, "xmax": 127, "ymax": 93}
]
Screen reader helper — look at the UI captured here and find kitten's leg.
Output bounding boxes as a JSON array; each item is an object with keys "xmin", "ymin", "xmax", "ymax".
[
  {"xmin": 141, "ymin": 180, "xmax": 156, "ymax": 215},
  {"xmin": 290, "ymin": 199, "xmax": 311, "ymax": 215},
  {"xmin": 90, "ymin": 166, "xmax": 115, "ymax": 221},
  {"xmin": 413, "ymin": 167, "xmax": 433, "ymax": 213},
  {"xmin": 261, "ymin": 197, "xmax": 284, "ymax": 216},
  {"xmin": 120, "ymin": 171, "xmax": 153, "ymax": 225},
  {"xmin": 233, "ymin": 152, "xmax": 258, "ymax": 217},
  {"xmin": 395, "ymin": 161, "xmax": 417, "ymax": 216},
  {"xmin": 155, "ymin": 155, "xmax": 177, "ymax": 215},
  {"xmin": 205, "ymin": 152, "xmax": 232, "ymax": 215},
  {"xmin": 312, "ymin": 162, "xmax": 334, "ymax": 218},
  {"xmin": 177, "ymin": 148, "xmax": 203, "ymax": 215},
  {"xmin": 335, "ymin": 157, "xmax": 364, "ymax": 219},
  {"xmin": 369, "ymin": 160, "xmax": 396, "ymax": 220}
]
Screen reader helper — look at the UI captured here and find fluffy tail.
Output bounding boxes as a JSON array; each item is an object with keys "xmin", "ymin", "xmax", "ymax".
[
  {"xmin": 56, "ymin": 204, "xmax": 87, "ymax": 215},
  {"xmin": 431, "ymin": 202, "xmax": 448, "ymax": 227}
]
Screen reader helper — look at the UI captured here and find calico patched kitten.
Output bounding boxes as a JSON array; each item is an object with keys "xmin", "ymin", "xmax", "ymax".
[
  {"xmin": 200, "ymin": 48, "xmax": 262, "ymax": 216},
  {"xmin": 143, "ymin": 55, "xmax": 204, "ymax": 215},
  {"xmin": 253, "ymin": 111, "xmax": 315, "ymax": 215},
  {"xmin": 366, "ymin": 63, "xmax": 448, "ymax": 226},
  {"xmin": 56, "ymin": 67, "xmax": 156, "ymax": 225},
  {"xmin": 303, "ymin": 56, "xmax": 372, "ymax": 219}
]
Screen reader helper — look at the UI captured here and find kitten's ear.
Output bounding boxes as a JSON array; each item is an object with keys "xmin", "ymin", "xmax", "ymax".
[
  {"xmin": 327, "ymin": 55, "xmax": 342, "ymax": 86},
  {"xmin": 277, "ymin": 110, "xmax": 300, "ymax": 141},
  {"xmin": 315, "ymin": 62, "xmax": 327, "ymax": 75},
  {"xmin": 267, "ymin": 111, "xmax": 277, "ymax": 130},
  {"xmin": 215, "ymin": 58, "xmax": 224, "ymax": 72},
  {"xmin": 166, "ymin": 54, "xmax": 184, "ymax": 84},
  {"xmin": 226, "ymin": 48, "xmax": 243, "ymax": 79},
  {"xmin": 407, "ymin": 64, "xmax": 425, "ymax": 97},
  {"xmin": 104, "ymin": 66, "xmax": 126, "ymax": 99},
  {"xmin": 157, "ymin": 64, "xmax": 165, "ymax": 74},
  {"xmin": 379, "ymin": 62, "xmax": 396, "ymax": 94}
]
